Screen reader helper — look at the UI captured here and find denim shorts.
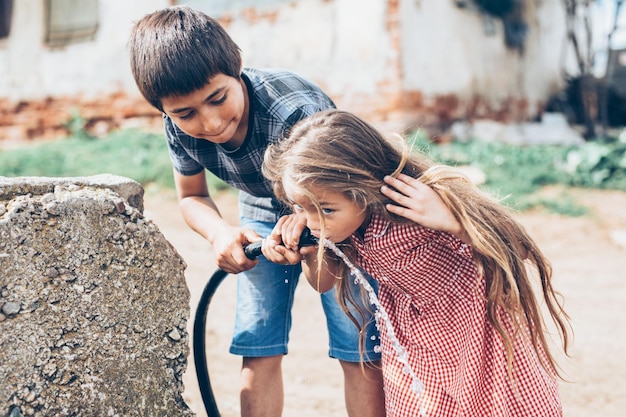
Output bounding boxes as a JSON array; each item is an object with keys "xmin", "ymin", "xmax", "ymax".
[{"xmin": 230, "ymin": 218, "xmax": 381, "ymax": 363}]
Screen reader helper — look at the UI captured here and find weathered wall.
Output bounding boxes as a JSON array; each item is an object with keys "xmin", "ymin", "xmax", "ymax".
[
  {"xmin": 0, "ymin": 0, "xmax": 156, "ymax": 101},
  {"xmin": 197, "ymin": 0, "xmax": 572, "ymax": 124},
  {"xmin": 0, "ymin": 175, "xmax": 194, "ymax": 417},
  {"xmin": 0, "ymin": 0, "xmax": 585, "ymax": 140},
  {"xmin": 399, "ymin": 0, "xmax": 565, "ymax": 123}
]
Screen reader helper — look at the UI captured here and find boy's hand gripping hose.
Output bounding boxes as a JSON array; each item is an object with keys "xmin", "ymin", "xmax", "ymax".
[{"xmin": 193, "ymin": 228, "xmax": 318, "ymax": 417}]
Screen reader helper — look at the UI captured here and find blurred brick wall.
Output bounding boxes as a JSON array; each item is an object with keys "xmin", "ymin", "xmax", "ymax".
[{"xmin": 0, "ymin": 92, "xmax": 162, "ymax": 142}]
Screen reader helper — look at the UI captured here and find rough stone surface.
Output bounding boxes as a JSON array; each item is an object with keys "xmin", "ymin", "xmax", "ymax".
[{"xmin": 0, "ymin": 175, "xmax": 194, "ymax": 417}]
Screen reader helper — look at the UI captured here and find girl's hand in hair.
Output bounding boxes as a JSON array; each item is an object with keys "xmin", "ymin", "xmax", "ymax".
[{"xmin": 382, "ymin": 174, "xmax": 469, "ymax": 244}]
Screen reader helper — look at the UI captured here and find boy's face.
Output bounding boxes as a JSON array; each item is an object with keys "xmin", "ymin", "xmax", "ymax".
[
  {"xmin": 285, "ymin": 183, "xmax": 368, "ymax": 243},
  {"xmin": 161, "ymin": 74, "xmax": 248, "ymax": 150}
]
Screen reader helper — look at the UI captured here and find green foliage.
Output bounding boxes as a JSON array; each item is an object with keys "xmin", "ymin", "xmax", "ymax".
[
  {"xmin": 64, "ymin": 109, "xmax": 94, "ymax": 140},
  {"xmin": 0, "ymin": 129, "xmax": 230, "ymax": 194},
  {"xmin": 560, "ymin": 138, "xmax": 626, "ymax": 189},
  {"xmin": 409, "ymin": 132, "xmax": 626, "ymax": 215}
]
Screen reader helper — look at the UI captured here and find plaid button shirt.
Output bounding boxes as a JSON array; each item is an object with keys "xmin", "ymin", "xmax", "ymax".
[
  {"xmin": 164, "ymin": 67, "xmax": 336, "ymax": 222},
  {"xmin": 352, "ymin": 213, "xmax": 562, "ymax": 417}
]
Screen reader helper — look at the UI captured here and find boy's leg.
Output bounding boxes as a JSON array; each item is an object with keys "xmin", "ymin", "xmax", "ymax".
[
  {"xmin": 321, "ymin": 274, "xmax": 386, "ymax": 417},
  {"xmin": 230, "ymin": 218, "xmax": 301, "ymax": 417},
  {"xmin": 340, "ymin": 360, "xmax": 385, "ymax": 417},
  {"xmin": 241, "ymin": 356, "xmax": 284, "ymax": 417}
]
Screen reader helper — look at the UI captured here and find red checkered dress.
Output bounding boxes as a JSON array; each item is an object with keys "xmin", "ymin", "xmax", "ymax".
[{"xmin": 351, "ymin": 213, "xmax": 562, "ymax": 417}]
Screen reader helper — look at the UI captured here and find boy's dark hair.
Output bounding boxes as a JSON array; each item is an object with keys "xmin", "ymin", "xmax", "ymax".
[{"xmin": 128, "ymin": 5, "xmax": 242, "ymax": 111}]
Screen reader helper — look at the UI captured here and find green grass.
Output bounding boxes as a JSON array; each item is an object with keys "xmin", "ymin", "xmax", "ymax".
[
  {"xmin": 1, "ymin": 127, "xmax": 625, "ymax": 216},
  {"xmin": 409, "ymin": 132, "xmax": 626, "ymax": 215},
  {"xmin": 0, "ymin": 129, "xmax": 230, "ymax": 194}
]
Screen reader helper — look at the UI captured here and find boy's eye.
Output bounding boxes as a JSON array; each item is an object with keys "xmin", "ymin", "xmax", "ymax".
[
  {"xmin": 321, "ymin": 208, "xmax": 334, "ymax": 215},
  {"xmin": 179, "ymin": 111, "xmax": 195, "ymax": 120},
  {"xmin": 212, "ymin": 94, "xmax": 227, "ymax": 105}
]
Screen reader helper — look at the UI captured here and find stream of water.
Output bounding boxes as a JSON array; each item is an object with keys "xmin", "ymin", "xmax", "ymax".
[{"xmin": 323, "ymin": 239, "xmax": 428, "ymax": 416}]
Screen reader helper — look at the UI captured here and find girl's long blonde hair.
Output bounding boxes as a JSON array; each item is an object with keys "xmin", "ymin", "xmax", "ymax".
[{"xmin": 263, "ymin": 109, "xmax": 570, "ymax": 375}]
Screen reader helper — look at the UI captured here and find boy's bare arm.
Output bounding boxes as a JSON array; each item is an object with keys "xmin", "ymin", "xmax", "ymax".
[
  {"xmin": 174, "ymin": 170, "xmax": 227, "ymax": 240},
  {"xmin": 174, "ymin": 170, "xmax": 260, "ymax": 273}
]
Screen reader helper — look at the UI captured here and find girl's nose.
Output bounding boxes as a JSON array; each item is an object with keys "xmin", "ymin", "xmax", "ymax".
[{"xmin": 304, "ymin": 213, "xmax": 319, "ymax": 231}]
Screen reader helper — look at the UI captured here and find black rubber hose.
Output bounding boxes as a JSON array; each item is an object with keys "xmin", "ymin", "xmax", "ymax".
[{"xmin": 194, "ymin": 229, "xmax": 318, "ymax": 417}]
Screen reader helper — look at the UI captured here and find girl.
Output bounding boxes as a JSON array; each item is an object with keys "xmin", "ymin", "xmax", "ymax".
[{"xmin": 261, "ymin": 109, "xmax": 570, "ymax": 416}]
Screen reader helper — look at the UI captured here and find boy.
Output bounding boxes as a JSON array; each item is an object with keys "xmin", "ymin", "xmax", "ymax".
[{"xmin": 127, "ymin": 6, "xmax": 384, "ymax": 417}]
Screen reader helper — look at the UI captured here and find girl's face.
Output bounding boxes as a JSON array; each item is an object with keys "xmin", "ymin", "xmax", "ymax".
[
  {"xmin": 161, "ymin": 73, "xmax": 248, "ymax": 151},
  {"xmin": 286, "ymin": 183, "xmax": 368, "ymax": 243}
]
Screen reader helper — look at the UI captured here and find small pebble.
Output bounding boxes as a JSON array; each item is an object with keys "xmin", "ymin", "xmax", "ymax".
[{"xmin": 2, "ymin": 301, "xmax": 21, "ymax": 316}]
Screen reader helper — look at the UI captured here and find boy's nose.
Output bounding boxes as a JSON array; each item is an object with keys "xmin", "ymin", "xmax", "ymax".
[{"xmin": 199, "ymin": 108, "xmax": 222, "ymax": 133}]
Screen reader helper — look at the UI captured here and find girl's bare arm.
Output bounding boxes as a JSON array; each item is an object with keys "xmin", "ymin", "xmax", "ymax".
[{"xmin": 300, "ymin": 248, "xmax": 342, "ymax": 293}]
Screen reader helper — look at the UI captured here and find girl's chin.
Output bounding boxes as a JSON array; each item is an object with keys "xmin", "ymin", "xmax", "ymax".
[
  {"xmin": 314, "ymin": 232, "xmax": 350, "ymax": 243},
  {"xmin": 326, "ymin": 236, "xmax": 349, "ymax": 244}
]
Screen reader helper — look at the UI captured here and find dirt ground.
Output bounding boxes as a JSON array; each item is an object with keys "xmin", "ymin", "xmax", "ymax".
[{"xmin": 142, "ymin": 186, "xmax": 626, "ymax": 417}]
